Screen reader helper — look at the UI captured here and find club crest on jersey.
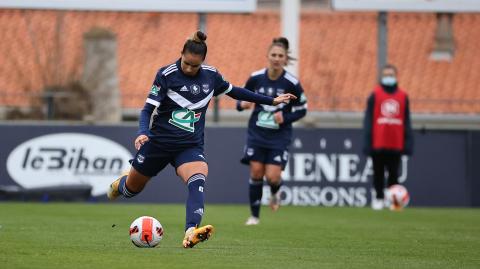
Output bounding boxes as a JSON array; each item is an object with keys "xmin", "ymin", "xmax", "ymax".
[
  {"xmin": 136, "ymin": 154, "xmax": 145, "ymax": 164},
  {"xmin": 168, "ymin": 108, "xmax": 201, "ymax": 132},
  {"xmin": 150, "ymin": 85, "xmax": 160, "ymax": 96},
  {"xmin": 202, "ymin": 84, "xmax": 210, "ymax": 94},
  {"xmin": 267, "ymin": 87, "xmax": 274, "ymax": 96},
  {"xmin": 190, "ymin": 84, "xmax": 201, "ymax": 95}
]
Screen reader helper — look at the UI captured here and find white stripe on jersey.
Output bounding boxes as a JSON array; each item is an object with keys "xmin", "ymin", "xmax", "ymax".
[
  {"xmin": 201, "ymin": 65, "xmax": 216, "ymax": 72},
  {"xmin": 251, "ymin": 68, "xmax": 266, "ymax": 77},
  {"xmin": 167, "ymin": 89, "xmax": 214, "ymax": 110},
  {"xmin": 162, "ymin": 64, "xmax": 177, "ymax": 75},
  {"xmin": 284, "ymin": 71, "xmax": 299, "ymax": 85},
  {"xmin": 164, "ymin": 67, "xmax": 178, "ymax": 77},
  {"xmin": 146, "ymin": 98, "xmax": 160, "ymax": 107},
  {"xmin": 216, "ymin": 83, "xmax": 233, "ymax": 97},
  {"xmin": 292, "ymin": 103, "xmax": 308, "ymax": 112}
]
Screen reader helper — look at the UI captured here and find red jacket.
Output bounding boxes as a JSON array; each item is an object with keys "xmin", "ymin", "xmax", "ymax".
[{"xmin": 363, "ymin": 85, "xmax": 413, "ymax": 155}]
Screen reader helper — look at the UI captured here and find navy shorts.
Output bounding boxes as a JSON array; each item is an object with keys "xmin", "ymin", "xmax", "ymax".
[
  {"xmin": 240, "ymin": 145, "xmax": 289, "ymax": 170},
  {"xmin": 131, "ymin": 141, "xmax": 207, "ymax": 177}
]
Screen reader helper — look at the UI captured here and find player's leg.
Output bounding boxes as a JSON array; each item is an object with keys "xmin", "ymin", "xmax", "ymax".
[
  {"xmin": 107, "ymin": 141, "xmax": 166, "ymax": 200},
  {"xmin": 246, "ymin": 161, "xmax": 265, "ymax": 225},
  {"xmin": 371, "ymin": 153, "xmax": 386, "ymax": 210},
  {"xmin": 175, "ymin": 148, "xmax": 213, "ymax": 248},
  {"xmin": 385, "ymin": 153, "xmax": 402, "ymax": 210},
  {"xmin": 241, "ymin": 145, "xmax": 267, "ymax": 225},
  {"xmin": 107, "ymin": 167, "xmax": 151, "ymax": 200},
  {"xmin": 265, "ymin": 164, "xmax": 283, "ymax": 211},
  {"xmin": 264, "ymin": 148, "xmax": 288, "ymax": 211},
  {"xmin": 386, "ymin": 153, "xmax": 401, "ymax": 187}
]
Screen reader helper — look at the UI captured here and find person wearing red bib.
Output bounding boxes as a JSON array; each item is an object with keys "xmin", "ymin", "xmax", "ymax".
[{"xmin": 362, "ymin": 64, "xmax": 413, "ymax": 210}]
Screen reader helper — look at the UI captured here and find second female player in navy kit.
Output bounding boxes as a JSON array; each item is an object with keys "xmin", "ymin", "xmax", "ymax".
[
  {"xmin": 237, "ymin": 37, "xmax": 307, "ymax": 225},
  {"xmin": 107, "ymin": 31, "xmax": 296, "ymax": 248}
]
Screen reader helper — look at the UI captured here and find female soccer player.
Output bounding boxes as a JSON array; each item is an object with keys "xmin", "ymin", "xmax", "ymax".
[
  {"xmin": 237, "ymin": 37, "xmax": 307, "ymax": 225},
  {"xmin": 107, "ymin": 31, "xmax": 296, "ymax": 248}
]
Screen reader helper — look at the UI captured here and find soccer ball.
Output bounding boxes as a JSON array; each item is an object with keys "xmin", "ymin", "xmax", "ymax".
[
  {"xmin": 387, "ymin": 184, "xmax": 410, "ymax": 210},
  {"xmin": 129, "ymin": 216, "xmax": 164, "ymax": 248}
]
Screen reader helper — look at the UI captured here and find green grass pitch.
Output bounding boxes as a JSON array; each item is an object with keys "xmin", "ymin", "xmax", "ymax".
[{"xmin": 0, "ymin": 203, "xmax": 479, "ymax": 269}]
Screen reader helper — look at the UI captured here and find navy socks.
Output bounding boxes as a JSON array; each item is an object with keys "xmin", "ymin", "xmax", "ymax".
[
  {"xmin": 118, "ymin": 175, "xmax": 139, "ymax": 198},
  {"xmin": 270, "ymin": 180, "xmax": 282, "ymax": 195},
  {"xmin": 249, "ymin": 178, "xmax": 263, "ymax": 218},
  {"xmin": 185, "ymin": 173, "xmax": 206, "ymax": 230}
]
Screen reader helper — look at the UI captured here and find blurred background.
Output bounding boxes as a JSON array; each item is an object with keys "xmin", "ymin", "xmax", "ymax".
[{"xmin": 0, "ymin": 0, "xmax": 479, "ymax": 207}]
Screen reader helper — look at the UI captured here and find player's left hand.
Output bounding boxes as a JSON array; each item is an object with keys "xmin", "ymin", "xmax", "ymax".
[
  {"xmin": 274, "ymin": 111, "xmax": 284, "ymax": 124},
  {"xmin": 272, "ymin": 93, "xmax": 296, "ymax": 105}
]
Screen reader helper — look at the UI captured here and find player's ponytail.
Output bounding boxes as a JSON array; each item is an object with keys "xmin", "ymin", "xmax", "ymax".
[
  {"xmin": 182, "ymin": 30, "xmax": 208, "ymax": 60},
  {"xmin": 270, "ymin": 37, "xmax": 296, "ymax": 65}
]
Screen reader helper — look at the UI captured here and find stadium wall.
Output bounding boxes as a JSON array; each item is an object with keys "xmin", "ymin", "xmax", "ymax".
[{"xmin": 0, "ymin": 123, "xmax": 477, "ymax": 207}]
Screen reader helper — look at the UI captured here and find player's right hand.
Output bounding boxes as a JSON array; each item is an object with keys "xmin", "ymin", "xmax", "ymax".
[
  {"xmin": 135, "ymin": 135, "xmax": 149, "ymax": 150},
  {"xmin": 273, "ymin": 93, "xmax": 297, "ymax": 105}
]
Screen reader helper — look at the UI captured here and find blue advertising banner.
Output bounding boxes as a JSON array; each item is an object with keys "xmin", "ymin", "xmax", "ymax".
[{"xmin": 0, "ymin": 124, "xmax": 477, "ymax": 207}]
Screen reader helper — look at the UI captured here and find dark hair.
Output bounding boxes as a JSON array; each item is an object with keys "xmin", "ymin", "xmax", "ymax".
[
  {"xmin": 182, "ymin": 31, "xmax": 208, "ymax": 60},
  {"xmin": 382, "ymin": 64, "xmax": 398, "ymax": 75},
  {"xmin": 269, "ymin": 37, "xmax": 296, "ymax": 64}
]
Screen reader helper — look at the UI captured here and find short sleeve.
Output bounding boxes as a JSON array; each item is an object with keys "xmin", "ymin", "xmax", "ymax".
[
  {"xmin": 146, "ymin": 71, "xmax": 167, "ymax": 107},
  {"xmin": 213, "ymin": 71, "xmax": 233, "ymax": 97}
]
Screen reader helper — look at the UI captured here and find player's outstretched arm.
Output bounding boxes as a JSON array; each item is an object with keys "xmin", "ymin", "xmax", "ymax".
[{"xmin": 226, "ymin": 86, "xmax": 296, "ymax": 106}]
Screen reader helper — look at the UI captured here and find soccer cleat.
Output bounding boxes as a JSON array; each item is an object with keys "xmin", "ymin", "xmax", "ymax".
[
  {"xmin": 107, "ymin": 172, "xmax": 128, "ymax": 200},
  {"xmin": 182, "ymin": 225, "xmax": 214, "ymax": 248},
  {"xmin": 245, "ymin": 216, "xmax": 260, "ymax": 226},
  {"xmin": 269, "ymin": 192, "xmax": 281, "ymax": 212}
]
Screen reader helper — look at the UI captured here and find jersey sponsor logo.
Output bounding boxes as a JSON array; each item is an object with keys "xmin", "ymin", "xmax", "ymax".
[
  {"xmin": 168, "ymin": 108, "xmax": 201, "ymax": 132},
  {"xmin": 300, "ymin": 92, "xmax": 307, "ymax": 102},
  {"xmin": 150, "ymin": 85, "xmax": 160, "ymax": 96},
  {"xmin": 180, "ymin": 85, "xmax": 189, "ymax": 92},
  {"xmin": 277, "ymin": 88, "xmax": 285, "ymax": 95},
  {"xmin": 256, "ymin": 111, "xmax": 279, "ymax": 129},
  {"xmin": 202, "ymin": 84, "xmax": 210, "ymax": 94},
  {"xmin": 190, "ymin": 84, "xmax": 201, "ymax": 95},
  {"xmin": 6, "ymin": 133, "xmax": 132, "ymax": 196}
]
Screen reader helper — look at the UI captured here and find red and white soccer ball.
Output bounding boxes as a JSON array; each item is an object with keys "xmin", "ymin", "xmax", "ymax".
[
  {"xmin": 129, "ymin": 216, "xmax": 164, "ymax": 248},
  {"xmin": 387, "ymin": 184, "xmax": 410, "ymax": 210}
]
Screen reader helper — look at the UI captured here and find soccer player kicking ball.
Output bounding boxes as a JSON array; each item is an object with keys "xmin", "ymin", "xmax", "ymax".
[{"xmin": 107, "ymin": 31, "xmax": 296, "ymax": 248}]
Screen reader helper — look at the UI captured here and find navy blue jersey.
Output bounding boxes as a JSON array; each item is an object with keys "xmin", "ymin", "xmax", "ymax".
[
  {"xmin": 145, "ymin": 59, "xmax": 232, "ymax": 149},
  {"xmin": 241, "ymin": 68, "xmax": 307, "ymax": 149}
]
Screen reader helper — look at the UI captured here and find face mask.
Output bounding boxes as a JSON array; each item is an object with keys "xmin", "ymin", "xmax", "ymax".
[{"xmin": 381, "ymin": 76, "xmax": 397, "ymax": 86}]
